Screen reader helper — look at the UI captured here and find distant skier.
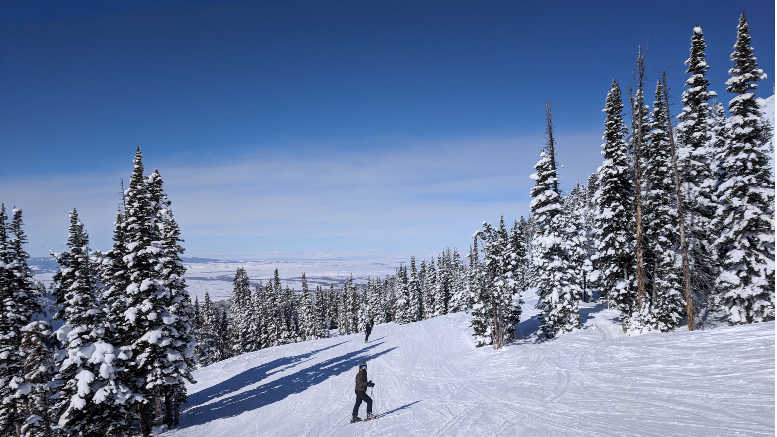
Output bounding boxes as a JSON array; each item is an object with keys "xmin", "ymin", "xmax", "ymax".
[
  {"xmin": 351, "ymin": 362, "xmax": 375, "ymax": 422},
  {"xmin": 364, "ymin": 317, "xmax": 374, "ymax": 343}
]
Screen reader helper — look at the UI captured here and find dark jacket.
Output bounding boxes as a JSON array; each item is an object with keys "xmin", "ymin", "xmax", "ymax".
[
  {"xmin": 355, "ymin": 369, "xmax": 368, "ymax": 392},
  {"xmin": 365, "ymin": 320, "xmax": 374, "ymax": 334}
]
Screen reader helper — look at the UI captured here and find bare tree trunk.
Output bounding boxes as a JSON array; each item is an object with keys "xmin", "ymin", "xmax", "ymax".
[
  {"xmin": 632, "ymin": 48, "xmax": 648, "ymax": 312},
  {"xmin": 661, "ymin": 72, "xmax": 695, "ymax": 331},
  {"xmin": 546, "ymin": 102, "xmax": 559, "ymax": 193}
]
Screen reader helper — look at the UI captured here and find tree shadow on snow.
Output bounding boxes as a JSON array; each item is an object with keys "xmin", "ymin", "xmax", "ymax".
[
  {"xmin": 186, "ymin": 341, "xmax": 348, "ymax": 408},
  {"xmin": 514, "ymin": 303, "xmax": 615, "ymax": 344},
  {"xmin": 513, "ymin": 315, "xmax": 541, "ymax": 343},
  {"xmin": 580, "ymin": 303, "xmax": 611, "ymax": 325},
  {"xmin": 180, "ymin": 342, "xmax": 397, "ymax": 428}
]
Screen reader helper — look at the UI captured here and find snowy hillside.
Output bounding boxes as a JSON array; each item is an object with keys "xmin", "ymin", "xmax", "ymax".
[{"xmin": 164, "ymin": 294, "xmax": 775, "ymax": 437}]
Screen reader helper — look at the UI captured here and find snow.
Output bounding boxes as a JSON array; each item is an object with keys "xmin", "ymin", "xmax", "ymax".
[{"xmin": 164, "ymin": 292, "xmax": 774, "ymax": 437}]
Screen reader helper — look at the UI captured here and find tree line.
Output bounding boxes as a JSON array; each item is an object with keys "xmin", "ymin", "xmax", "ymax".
[
  {"xmin": 469, "ymin": 13, "xmax": 773, "ymax": 349},
  {"xmin": 0, "ymin": 148, "xmax": 196, "ymax": 436}
]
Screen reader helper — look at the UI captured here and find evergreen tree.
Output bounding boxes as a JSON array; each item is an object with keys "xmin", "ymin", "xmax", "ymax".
[
  {"xmin": 299, "ymin": 273, "xmax": 318, "ymax": 340},
  {"xmin": 471, "ymin": 218, "xmax": 521, "ymax": 347},
  {"xmin": 394, "ymin": 266, "xmax": 411, "ymax": 324},
  {"xmin": 714, "ymin": 14, "xmax": 775, "ymax": 324},
  {"xmin": 407, "ymin": 258, "xmax": 421, "ymax": 322},
  {"xmin": 423, "ymin": 260, "xmax": 436, "ymax": 319},
  {"xmin": 531, "ymin": 149, "xmax": 580, "ymax": 338},
  {"xmin": 0, "ymin": 206, "xmax": 40, "ymax": 436},
  {"xmin": 229, "ymin": 268, "xmax": 252, "ymax": 354},
  {"xmin": 18, "ymin": 320, "xmax": 54, "ymax": 437},
  {"xmin": 639, "ymin": 80, "xmax": 686, "ymax": 331},
  {"xmin": 677, "ymin": 26, "xmax": 718, "ymax": 298},
  {"xmin": 52, "ymin": 210, "xmax": 124, "ymax": 436},
  {"xmin": 466, "ymin": 237, "xmax": 482, "ymax": 312},
  {"xmin": 449, "ymin": 248, "xmax": 468, "ymax": 312},
  {"xmin": 594, "ymin": 80, "xmax": 636, "ymax": 318}
]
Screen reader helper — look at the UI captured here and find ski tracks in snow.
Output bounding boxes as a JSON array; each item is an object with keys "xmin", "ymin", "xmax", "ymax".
[{"xmin": 165, "ymin": 300, "xmax": 774, "ymax": 437}]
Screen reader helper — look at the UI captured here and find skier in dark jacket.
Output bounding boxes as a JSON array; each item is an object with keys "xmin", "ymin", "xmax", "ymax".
[
  {"xmin": 351, "ymin": 362, "xmax": 374, "ymax": 422},
  {"xmin": 364, "ymin": 317, "xmax": 374, "ymax": 343}
]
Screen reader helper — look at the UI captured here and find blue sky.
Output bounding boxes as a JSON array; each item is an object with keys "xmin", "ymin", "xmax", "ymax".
[{"xmin": 1, "ymin": 0, "xmax": 774, "ymax": 258}]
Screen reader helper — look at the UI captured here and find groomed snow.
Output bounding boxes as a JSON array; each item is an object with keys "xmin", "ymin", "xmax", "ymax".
[{"xmin": 164, "ymin": 293, "xmax": 774, "ymax": 436}]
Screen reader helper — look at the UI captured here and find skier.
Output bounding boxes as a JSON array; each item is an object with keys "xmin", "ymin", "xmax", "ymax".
[
  {"xmin": 351, "ymin": 362, "xmax": 375, "ymax": 422},
  {"xmin": 364, "ymin": 317, "xmax": 374, "ymax": 343}
]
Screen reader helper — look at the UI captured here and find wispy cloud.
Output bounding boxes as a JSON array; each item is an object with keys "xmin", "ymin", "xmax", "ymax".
[{"xmin": 2, "ymin": 131, "xmax": 602, "ymax": 258}]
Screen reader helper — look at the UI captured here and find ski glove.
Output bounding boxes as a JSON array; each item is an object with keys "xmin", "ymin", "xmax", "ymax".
[{"xmin": 367, "ymin": 381, "xmax": 375, "ymax": 387}]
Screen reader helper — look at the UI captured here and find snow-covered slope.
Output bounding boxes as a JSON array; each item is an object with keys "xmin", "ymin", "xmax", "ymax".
[{"xmin": 165, "ymin": 296, "xmax": 773, "ymax": 437}]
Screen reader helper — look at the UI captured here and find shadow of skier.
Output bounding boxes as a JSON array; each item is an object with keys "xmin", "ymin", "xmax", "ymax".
[{"xmin": 369, "ymin": 400, "xmax": 421, "ymax": 420}]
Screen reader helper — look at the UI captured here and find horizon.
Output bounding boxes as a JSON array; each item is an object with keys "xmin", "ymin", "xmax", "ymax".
[{"xmin": 2, "ymin": 0, "xmax": 774, "ymax": 259}]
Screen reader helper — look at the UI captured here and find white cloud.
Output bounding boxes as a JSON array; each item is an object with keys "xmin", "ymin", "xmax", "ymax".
[{"xmin": 2, "ymin": 131, "xmax": 601, "ymax": 258}]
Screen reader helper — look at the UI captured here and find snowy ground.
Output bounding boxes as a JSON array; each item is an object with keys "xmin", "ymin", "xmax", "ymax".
[{"xmin": 164, "ymin": 293, "xmax": 775, "ymax": 436}]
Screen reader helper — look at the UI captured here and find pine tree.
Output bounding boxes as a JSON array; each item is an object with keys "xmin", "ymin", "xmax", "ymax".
[
  {"xmin": 677, "ymin": 26, "xmax": 718, "ymax": 299},
  {"xmin": 714, "ymin": 14, "xmax": 775, "ymax": 324},
  {"xmin": 638, "ymin": 80, "xmax": 685, "ymax": 331},
  {"xmin": 594, "ymin": 80, "xmax": 636, "ymax": 319},
  {"xmin": 229, "ymin": 268, "xmax": 252, "ymax": 354},
  {"xmin": 52, "ymin": 210, "xmax": 124, "ymax": 436},
  {"xmin": 151, "ymin": 174, "xmax": 195, "ymax": 428},
  {"xmin": 0, "ymin": 206, "xmax": 43, "ymax": 436},
  {"xmin": 407, "ymin": 258, "xmax": 421, "ymax": 322},
  {"xmin": 531, "ymin": 148, "xmax": 580, "ymax": 338},
  {"xmin": 18, "ymin": 320, "xmax": 53, "ymax": 437},
  {"xmin": 394, "ymin": 266, "xmax": 411, "ymax": 324},
  {"xmin": 423, "ymin": 260, "xmax": 436, "ymax": 319},
  {"xmin": 299, "ymin": 273, "xmax": 318, "ymax": 340},
  {"xmin": 466, "ymin": 237, "xmax": 482, "ymax": 312},
  {"xmin": 448, "ymin": 249, "xmax": 468, "ymax": 312},
  {"xmin": 433, "ymin": 252, "xmax": 451, "ymax": 316},
  {"xmin": 471, "ymin": 218, "xmax": 521, "ymax": 348}
]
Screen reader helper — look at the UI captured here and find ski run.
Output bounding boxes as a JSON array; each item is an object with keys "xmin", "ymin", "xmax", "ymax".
[{"xmin": 164, "ymin": 290, "xmax": 775, "ymax": 437}]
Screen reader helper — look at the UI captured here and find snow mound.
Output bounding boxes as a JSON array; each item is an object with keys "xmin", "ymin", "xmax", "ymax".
[{"xmin": 164, "ymin": 296, "xmax": 774, "ymax": 436}]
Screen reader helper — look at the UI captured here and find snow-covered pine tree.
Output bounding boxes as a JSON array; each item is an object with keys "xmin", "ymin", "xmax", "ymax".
[
  {"xmin": 0, "ymin": 206, "xmax": 42, "ymax": 436},
  {"xmin": 299, "ymin": 273, "xmax": 319, "ymax": 340},
  {"xmin": 471, "ymin": 218, "xmax": 521, "ymax": 348},
  {"xmin": 417, "ymin": 261, "xmax": 427, "ymax": 319},
  {"xmin": 423, "ymin": 259, "xmax": 436, "ymax": 319},
  {"xmin": 407, "ymin": 258, "xmax": 421, "ymax": 322},
  {"xmin": 531, "ymin": 147, "xmax": 580, "ymax": 339},
  {"xmin": 448, "ymin": 248, "xmax": 468, "ymax": 312},
  {"xmin": 229, "ymin": 267, "xmax": 251, "ymax": 354},
  {"xmin": 120, "ymin": 149, "xmax": 177, "ymax": 433},
  {"xmin": 393, "ymin": 266, "xmax": 411, "ymax": 324},
  {"xmin": 709, "ymin": 101, "xmax": 730, "ymax": 179},
  {"xmin": 313, "ymin": 285, "xmax": 329, "ymax": 338},
  {"xmin": 0, "ymin": 206, "xmax": 45, "ymax": 436},
  {"xmin": 677, "ymin": 26, "xmax": 718, "ymax": 299},
  {"xmin": 382, "ymin": 277, "xmax": 396, "ymax": 323},
  {"xmin": 434, "ymin": 252, "xmax": 451, "ymax": 316},
  {"xmin": 594, "ymin": 80, "xmax": 636, "ymax": 318},
  {"xmin": 51, "ymin": 209, "xmax": 124, "ymax": 436},
  {"xmin": 582, "ymin": 175, "xmax": 599, "ymax": 301},
  {"xmin": 152, "ymin": 182, "xmax": 196, "ymax": 428},
  {"xmin": 18, "ymin": 320, "xmax": 53, "ymax": 437},
  {"xmin": 562, "ymin": 185, "xmax": 589, "ymax": 300},
  {"xmin": 218, "ymin": 308, "xmax": 231, "ymax": 358},
  {"xmin": 347, "ymin": 278, "xmax": 360, "ymax": 333},
  {"xmin": 466, "ymin": 237, "xmax": 482, "ymax": 312},
  {"xmin": 714, "ymin": 14, "xmax": 775, "ymax": 324},
  {"xmin": 638, "ymin": 80, "xmax": 685, "ymax": 331},
  {"xmin": 326, "ymin": 284, "xmax": 338, "ymax": 331}
]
